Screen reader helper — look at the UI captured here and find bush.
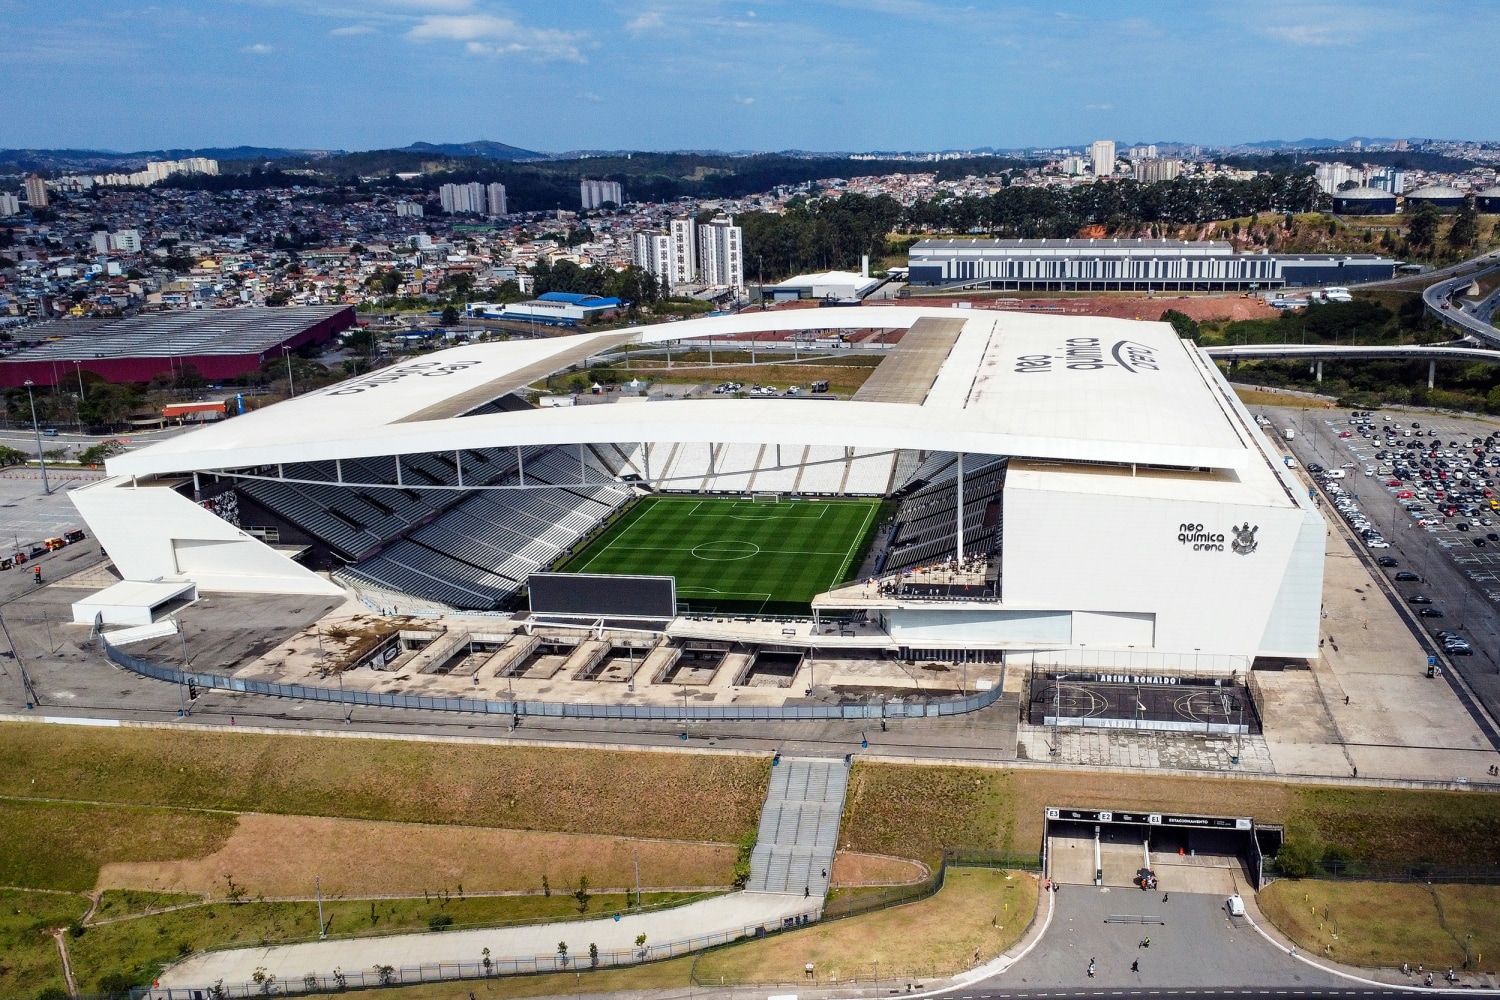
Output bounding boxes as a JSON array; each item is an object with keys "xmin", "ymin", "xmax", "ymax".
[
  {"xmin": 1273, "ymin": 838, "xmax": 1319, "ymax": 878},
  {"xmin": 95, "ymin": 971, "xmax": 138, "ymax": 997},
  {"xmin": 427, "ymin": 911, "xmax": 453, "ymax": 931}
]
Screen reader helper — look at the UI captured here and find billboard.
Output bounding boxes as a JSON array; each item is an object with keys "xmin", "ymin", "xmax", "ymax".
[{"xmin": 528, "ymin": 573, "xmax": 676, "ymax": 619}]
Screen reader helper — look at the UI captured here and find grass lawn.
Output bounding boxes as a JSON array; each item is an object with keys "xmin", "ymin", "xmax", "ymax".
[
  {"xmin": 839, "ymin": 764, "xmax": 1500, "ymax": 871},
  {"xmin": 0, "ymin": 725, "xmax": 769, "ymax": 844},
  {"xmin": 0, "ymin": 889, "xmax": 90, "ymax": 1000},
  {"xmin": 1259, "ymin": 880, "xmax": 1499, "ymax": 973},
  {"xmin": 693, "ymin": 868, "xmax": 1039, "ymax": 985},
  {"xmin": 557, "ymin": 496, "xmax": 882, "ymax": 615},
  {"xmin": 0, "ymin": 799, "xmax": 236, "ymax": 891},
  {"xmin": 69, "ymin": 893, "xmax": 706, "ymax": 995},
  {"xmin": 93, "ymin": 890, "xmax": 204, "ymax": 920},
  {"xmin": 1233, "ymin": 386, "xmax": 1334, "ymax": 408}
]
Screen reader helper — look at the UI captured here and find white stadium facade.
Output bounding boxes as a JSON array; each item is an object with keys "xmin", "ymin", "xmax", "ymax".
[{"xmin": 73, "ymin": 306, "xmax": 1323, "ymax": 673}]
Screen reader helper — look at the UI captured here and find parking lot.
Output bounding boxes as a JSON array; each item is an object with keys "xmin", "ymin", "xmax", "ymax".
[{"xmin": 1266, "ymin": 404, "xmax": 1500, "ymax": 728}]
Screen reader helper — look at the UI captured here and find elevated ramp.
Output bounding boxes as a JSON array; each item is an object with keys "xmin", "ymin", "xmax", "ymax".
[
  {"xmin": 851, "ymin": 316, "xmax": 964, "ymax": 405},
  {"xmin": 746, "ymin": 757, "xmax": 849, "ymax": 897}
]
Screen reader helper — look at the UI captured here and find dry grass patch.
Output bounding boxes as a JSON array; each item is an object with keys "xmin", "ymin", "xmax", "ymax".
[
  {"xmin": 840, "ymin": 764, "xmax": 1012, "ymax": 866},
  {"xmin": 1259, "ymin": 880, "xmax": 1499, "ymax": 972},
  {"xmin": 1234, "ymin": 387, "xmax": 1333, "ymax": 408},
  {"xmin": 316, "ymin": 957, "xmax": 697, "ymax": 1000},
  {"xmin": 97, "ymin": 813, "xmax": 737, "ymax": 899},
  {"xmin": 0, "ymin": 724, "xmax": 769, "ymax": 843},
  {"xmin": 830, "ymin": 852, "xmax": 928, "ymax": 888},
  {"xmin": 0, "ymin": 799, "xmax": 236, "ymax": 892},
  {"xmin": 693, "ymin": 868, "xmax": 1038, "ymax": 985}
]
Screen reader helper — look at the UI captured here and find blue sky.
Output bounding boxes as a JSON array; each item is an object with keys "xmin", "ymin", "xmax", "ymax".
[{"xmin": 1, "ymin": 0, "xmax": 1493, "ymax": 153}]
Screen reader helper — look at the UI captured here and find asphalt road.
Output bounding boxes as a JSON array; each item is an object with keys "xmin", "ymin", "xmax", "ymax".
[{"xmin": 1270, "ymin": 405, "xmax": 1500, "ymax": 740}]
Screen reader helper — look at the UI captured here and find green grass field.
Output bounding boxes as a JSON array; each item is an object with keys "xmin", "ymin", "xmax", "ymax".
[{"xmin": 556, "ymin": 496, "xmax": 883, "ymax": 614}]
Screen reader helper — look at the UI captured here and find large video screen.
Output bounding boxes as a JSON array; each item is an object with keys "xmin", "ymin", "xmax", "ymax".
[{"xmin": 528, "ymin": 573, "xmax": 677, "ymax": 619}]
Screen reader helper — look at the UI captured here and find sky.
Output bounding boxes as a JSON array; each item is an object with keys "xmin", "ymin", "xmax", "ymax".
[{"xmin": 1, "ymin": 0, "xmax": 1494, "ymax": 154}]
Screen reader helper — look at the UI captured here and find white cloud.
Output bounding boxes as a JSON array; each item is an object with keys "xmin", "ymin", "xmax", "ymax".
[
  {"xmin": 579, "ymin": 91, "xmax": 604, "ymax": 103},
  {"xmin": 407, "ymin": 13, "xmax": 585, "ymax": 61},
  {"xmin": 734, "ymin": 95, "xmax": 754, "ymax": 105},
  {"xmin": 330, "ymin": 24, "xmax": 377, "ymax": 36},
  {"xmin": 626, "ymin": 10, "xmax": 665, "ymax": 34},
  {"xmin": 241, "ymin": 42, "xmax": 274, "ymax": 54},
  {"xmin": 1085, "ymin": 103, "xmax": 1112, "ymax": 111},
  {"xmin": 1262, "ymin": 23, "xmax": 1347, "ymax": 46}
]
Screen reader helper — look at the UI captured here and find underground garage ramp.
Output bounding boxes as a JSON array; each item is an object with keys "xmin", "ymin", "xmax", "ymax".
[{"xmin": 1043, "ymin": 807, "xmax": 1271, "ymax": 893}]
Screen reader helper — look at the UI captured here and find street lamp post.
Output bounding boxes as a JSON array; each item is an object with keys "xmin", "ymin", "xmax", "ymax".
[
  {"xmin": 283, "ymin": 346, "xmax": 296, "ymax": 396},
  {"xmin": 22, "ymin": 381, "xmax": 50, "ymax": 495}
]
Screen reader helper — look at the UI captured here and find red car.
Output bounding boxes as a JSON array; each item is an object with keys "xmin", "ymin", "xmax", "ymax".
[
  {"xmin": 1398, "ymin": 491, "xmax": 1414, "ymax": 498},
  {"xmin": 1339, "ymin": 431, "xmax": 1353, "ymax": 438}
]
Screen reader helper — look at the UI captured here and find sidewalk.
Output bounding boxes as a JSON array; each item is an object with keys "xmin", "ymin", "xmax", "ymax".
[{"xmin": 156, "ymin": 891, "xmax": 814, "ymax": 993}]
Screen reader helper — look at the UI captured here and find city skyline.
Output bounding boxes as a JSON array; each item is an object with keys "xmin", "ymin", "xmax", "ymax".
[{"xmin": 2, "ymin": 0, "xmax": 1497, "ymax": 154}]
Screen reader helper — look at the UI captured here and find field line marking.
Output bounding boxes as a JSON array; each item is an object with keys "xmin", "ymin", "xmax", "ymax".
[{"xmin": 830, "ymin": 501, "xmax": 879, "ymax": 588}]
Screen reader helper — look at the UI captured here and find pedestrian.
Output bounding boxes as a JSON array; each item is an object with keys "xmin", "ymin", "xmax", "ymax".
[
  {"xmin": 1143, "ymin": 937, "xmax": 1150, "ymax": 948},
  {"xmin": 1426, "ymin": 973, "xmax": 1434, "ymax": 988},
  {"xmin": 1162, "ymin": 892, "xmax": 1169, "ymax": 902},
  {"xmin": 1344, "ymin": 695, "xmax": 1350, "ymax": 704},
  {"xmin": 1087, "ymin": 958, "xmax": 1095, "ymax": 979},
  {"xmin": 230, "ymin": 716, "xmax": 236, "ymax": 725},
  {"xmin": 1402, "ymin": 963, "xmax": 1410, "ymax": 976},
  {"xmin": 1131, "ymin": 960, "xmax": 1139, "ymax": 973},
  {"xmin": 1353, "ymin": 766, "xmax": 1358, "ymax": 778}
]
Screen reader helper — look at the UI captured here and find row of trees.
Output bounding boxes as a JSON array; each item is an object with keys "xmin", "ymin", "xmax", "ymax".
[{"xmin": 739, "ymin": 173, "xmax": 1328, "ymax": 280}]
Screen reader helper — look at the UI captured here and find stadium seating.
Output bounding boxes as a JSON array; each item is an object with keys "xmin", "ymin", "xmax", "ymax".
[{"xmin": 881, "ymin": 456, "xmax": 1006, "ymax": 574}]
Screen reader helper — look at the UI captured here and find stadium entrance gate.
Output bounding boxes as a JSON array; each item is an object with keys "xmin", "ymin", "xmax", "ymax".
[{"xmin": 1043, "ymin": 807, "xmax": 1280, "ymax": 893}]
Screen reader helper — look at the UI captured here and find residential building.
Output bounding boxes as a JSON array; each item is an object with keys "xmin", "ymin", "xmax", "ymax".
[
  {"xmin": 439, "ymin": 182, "xmax": 487, "ymax": 215},
  {"xmin": 486, "ymin": 182, "xmax": 508, "ymax": 217},
  {"xmin": 1060, "ymin": 156, "xmax": 1086, "ymax": 176},
  {"xmin": 1090, "ymin": 140, "xmax": 1116, "ymax": 178},
  {"xmin": 395, "ymin": 201, "xmax": 424, "ymax": 218},
  {"xmin": 579, "ymin": 179, "xmax": 623, "ymax": 210},
  {"xmin": 697, "ymin": 215, "xmax": 744, "ymax": 290},
  {"xmin": 0, "ymin": 192, "xmax": 19, "ymax": 216},
  {"xmin": 669, "ymin": 217, "xmax": 697, "ymax": 288},
  {"xmin": 1135, "ymin": 159, "xmax": 1182, "ymax": 183},
  {"xmin": 632, "ymin": 230, "xmax": 672, "ymax": 285},
  {"xmin": 23, "ymin": 175, "xmax": 48, "ymax": 208}
]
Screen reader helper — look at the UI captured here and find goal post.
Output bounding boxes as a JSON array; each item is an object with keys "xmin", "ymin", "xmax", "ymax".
[{"xmin": 751, "ymin": 492, "xmax": 781, "ymax": 504}]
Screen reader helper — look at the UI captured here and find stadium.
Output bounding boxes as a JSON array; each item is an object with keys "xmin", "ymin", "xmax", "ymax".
[{"xmin": 72, "ymin": 306, "xmax": 1324, "ymax": 678}]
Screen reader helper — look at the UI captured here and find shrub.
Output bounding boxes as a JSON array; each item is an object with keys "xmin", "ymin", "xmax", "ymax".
[{"xmin": 427, "ymin": 911, "xmax": 454, "ymax": 931}]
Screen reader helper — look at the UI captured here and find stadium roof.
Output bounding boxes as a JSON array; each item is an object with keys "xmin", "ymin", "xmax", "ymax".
[{"xmin": 106, "ymin": 306, "xmax": 1273, "ymax": 480}]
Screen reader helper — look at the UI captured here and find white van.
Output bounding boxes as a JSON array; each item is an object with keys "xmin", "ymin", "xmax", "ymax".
[{"xmin": 1325, "ymin": 469, "xmax": 1347, "ymax": 479}]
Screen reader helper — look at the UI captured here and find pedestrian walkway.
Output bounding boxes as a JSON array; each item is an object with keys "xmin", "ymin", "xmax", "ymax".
[
  {"xmin": 745, "ymin": 756, "xmax": 849, "ymax": 897},
  {"xmin": 153, "ymin": 891, "xmax": 816, "ymax": 996}
]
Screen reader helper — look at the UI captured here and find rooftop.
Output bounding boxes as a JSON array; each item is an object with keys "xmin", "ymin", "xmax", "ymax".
[{"xmin": 0, "ymin": 306, "xmax": 352, "ymax": 362}]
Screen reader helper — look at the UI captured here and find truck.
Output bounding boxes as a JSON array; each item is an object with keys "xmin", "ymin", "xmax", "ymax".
[{"xmin": 1283, "ymin": 428, "xmax": 1296, "ymax": 441}]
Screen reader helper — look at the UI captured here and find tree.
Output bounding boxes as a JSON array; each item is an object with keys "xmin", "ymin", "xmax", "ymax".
[
  {"xmin": 1407, "ymin": 202, "xmax": 1441, "ymax": 249},
  {"xmin": 589, "ymin": 942, "xmax": 599, "ymax": 968},
  {"xmin": 557, "ymin": 941, "xmax": 569, "ymax": 965},
  {"xmin": 1448, "ymin": 198, "xmax": 1480, "ymax": 250},
  {"xmin": 440, "ymin": 305, "xmax": 460, "ymax": 326},
  {"xmin": 1159, "ymin": 309, "xmax": 1201, "ymax": 343},
  {"xmin": 573, "ymin": 875, "xmax": 591, "ymax": 913}
]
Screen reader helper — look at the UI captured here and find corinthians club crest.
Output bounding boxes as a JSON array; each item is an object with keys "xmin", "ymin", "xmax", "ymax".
[{"xmin": 1231, "ymin": 523, "xmax": 1259, "ymax": 556}]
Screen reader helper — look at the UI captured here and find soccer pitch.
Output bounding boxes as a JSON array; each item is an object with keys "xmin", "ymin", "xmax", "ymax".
[{"xmin": 556, "ymin": 496, "xmax": 883, "ymax": 614}]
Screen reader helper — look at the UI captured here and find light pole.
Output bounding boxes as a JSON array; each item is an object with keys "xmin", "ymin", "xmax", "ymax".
[
  {"xmin": 282, "ymin": 346, "xmax": 296, "ymax": 396},
  {"xmin": 73, "ymin": 361, "xmax": 86, "ymax": 402},
  {"xmin": 22, "ymin": 380, "xmax": 50, "ymax": 495}
]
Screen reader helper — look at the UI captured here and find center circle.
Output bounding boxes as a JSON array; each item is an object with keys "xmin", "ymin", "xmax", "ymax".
[{"xmin": 692, "ymin": 540, "xmax": 760, "ymax": 561}]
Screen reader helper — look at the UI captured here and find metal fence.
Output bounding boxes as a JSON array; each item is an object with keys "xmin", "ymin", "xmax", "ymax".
[
  {"xmin": 143, "ymin": 908, "xmax": 823, "ymax": 1000},
  {"xmin": 1264, "ymin": 859, "xmax": 1500, "ymax": 885},
  {"xmin": 102, "ymin": 639, "xmax": 1003, "ymax": 721}
]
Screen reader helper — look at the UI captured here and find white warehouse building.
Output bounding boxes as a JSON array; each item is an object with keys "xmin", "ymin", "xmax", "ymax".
[{"xmin": 71, "ymin": 307, "xmax": 1322, "ymax": 674}]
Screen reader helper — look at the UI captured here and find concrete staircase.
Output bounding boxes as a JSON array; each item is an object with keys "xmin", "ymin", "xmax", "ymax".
[{"xmin": 746, "ymin": 757, "xmax": 849, "ymax": 898}]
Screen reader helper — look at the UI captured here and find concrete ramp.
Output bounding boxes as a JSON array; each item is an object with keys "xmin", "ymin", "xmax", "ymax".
[{"xmin": 746, "ymin": 757, "xmax": 849, "ymax": 898}]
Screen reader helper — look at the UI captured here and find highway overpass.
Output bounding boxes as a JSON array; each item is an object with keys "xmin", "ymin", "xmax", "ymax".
[{"xmin": 1204, "ymin": 342, "xmax": 1500, "ymax": 388}]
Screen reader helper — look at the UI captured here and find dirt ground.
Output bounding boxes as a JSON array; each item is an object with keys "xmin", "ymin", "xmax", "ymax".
[
  {"xmin": 829, "ymin": 852, "xmax": 928, "ymax": 887},
  {"xmin": 95, "ymin": 813, "xmax": 736, "ymax": 899}
]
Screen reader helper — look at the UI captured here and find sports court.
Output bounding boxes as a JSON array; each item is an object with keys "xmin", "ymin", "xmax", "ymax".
[{"xmin": 556, "ymin": 495, "xmax": 883, "ymax": 614}]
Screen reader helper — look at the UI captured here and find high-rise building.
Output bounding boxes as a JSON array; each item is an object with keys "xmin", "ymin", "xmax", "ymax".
[
  {"xmin": 112, "ymin": 229, "xmax": 141, "ymax": 253},
  {"xmin": 486, "ymin": 182, "xmax": 508, "ymax": 217},
  {"xmin": 0, "ymin": 192, "xmax": 18, "ymax": 216},
  {"xmin": 632, "ymin": 231, "xmax": 672, "ymax": 285},
  {"xmin": 395, "ymin": 201, "xmax": 424, "ymax": 218},
  {"xmin": 697, "ymin": 216, "xmax": 744, "ymax": 290},
  {"xmin": 669, "ymin": 217, "xmax": 697, "ymax": 287},
  {"xmin": 1134, "ymin": 159, "xmax": 1182, "ymax": 183},
  {"xmin": 439, "ymin": 182, "xmax": 487, "ymax": 215},
  {"xmin": 1060, "ymin": 156, "xmax": 1086, "ymax": 176},
  {"xmin": 579, "ymin": 179, "xmax": 623, "ymax": 210},
  {"xmin": 91, "ymin": 231, "xmax": 111, "ymax": 255},
  {"xmin": 1089, "ymin": 140, "xmax": 1116, "ymax": 178},
  {"xmin": 23, "ymin": 175, "xmax": 48, "ymax": 208}
]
